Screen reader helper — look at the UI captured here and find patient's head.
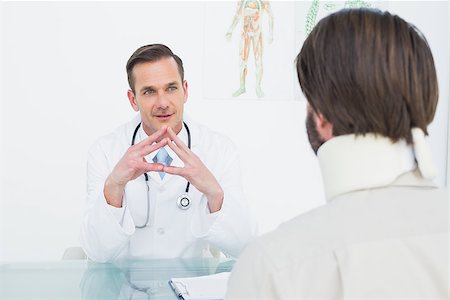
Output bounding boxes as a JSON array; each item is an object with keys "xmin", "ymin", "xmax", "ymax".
[{"xmin": 296, "ymin": 8, "xmax": 438, "ymax": 146}]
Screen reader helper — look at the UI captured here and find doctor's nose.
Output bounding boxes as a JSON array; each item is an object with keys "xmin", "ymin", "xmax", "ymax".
[{"xmin": 155, "ymin": 94, "xmax": 170, "ymax": 109}]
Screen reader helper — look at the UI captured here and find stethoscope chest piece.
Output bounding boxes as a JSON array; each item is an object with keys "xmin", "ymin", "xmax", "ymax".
[{"xmin": 177, "ymin": 194, "xmax": 191, "ymax": 210}]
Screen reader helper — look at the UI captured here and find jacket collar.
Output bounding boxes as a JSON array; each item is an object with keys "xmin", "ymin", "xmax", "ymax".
[{"xmin": 317, "ymin": 133, "xmax": 437, "ymax": 202}]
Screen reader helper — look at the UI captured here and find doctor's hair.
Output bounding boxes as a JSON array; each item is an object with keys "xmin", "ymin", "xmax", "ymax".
[
  {"xmin": 126, "ymin": 44, "xmax": 184, "ymax": 93},
  {"xmin": 296, "ymin": 8, "xmax": 438, "ymax": 144}
]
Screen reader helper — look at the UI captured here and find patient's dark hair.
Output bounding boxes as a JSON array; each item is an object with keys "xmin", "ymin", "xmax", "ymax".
[
  {"xmin": 296, "ymin": 8, "xmax": 438, "ymax": 143},
  {"xmin": 126, "ymin": 44, "xmax": 184, "ymax": 93}
]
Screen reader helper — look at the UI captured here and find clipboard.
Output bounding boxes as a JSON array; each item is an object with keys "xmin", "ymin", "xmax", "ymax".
[{"xmin": 168, "ymin": 271, "xmax": 230, "ymax": 300}]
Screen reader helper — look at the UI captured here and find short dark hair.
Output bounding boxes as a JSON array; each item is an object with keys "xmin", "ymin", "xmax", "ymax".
[
  {"xmin": 296, "ymin": 8, "xmax": 438, "ymax": 143},
  {"xmin": 126, "ymin": 44, "xmax": 184, "ymax": 93}
]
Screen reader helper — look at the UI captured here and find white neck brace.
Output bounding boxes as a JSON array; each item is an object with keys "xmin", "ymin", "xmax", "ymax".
[{"xmin": 317, "ymin": 128, "xmax": 436, "ymax": 201}]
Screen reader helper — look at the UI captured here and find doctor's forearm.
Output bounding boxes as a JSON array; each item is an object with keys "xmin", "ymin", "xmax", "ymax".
[
  {"xmin": 206, "ymin": 186, "xmax": 224, "ymax": 213},
  {"xmin": 104, "ymin": 175, "xmax": 125, "ymax": 208}
]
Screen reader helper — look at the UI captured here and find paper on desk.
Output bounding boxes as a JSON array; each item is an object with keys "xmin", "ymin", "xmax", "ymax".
[{"xmin": 169, "ymin": 271, "xmax": 230, "ymax": 300}]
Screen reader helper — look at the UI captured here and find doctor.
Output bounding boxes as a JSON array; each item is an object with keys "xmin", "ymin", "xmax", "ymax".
[{"xmin": 81, "ymin": 44, "xmax": 253, "ymax": 262}]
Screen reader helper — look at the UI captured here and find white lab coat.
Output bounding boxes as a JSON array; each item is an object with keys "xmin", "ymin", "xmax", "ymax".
[{"xmin": 81, "ymin": 115, "xmax": 253, "ymax": 262}]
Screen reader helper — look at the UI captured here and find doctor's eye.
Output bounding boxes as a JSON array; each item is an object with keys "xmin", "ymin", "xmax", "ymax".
[
  {"xmin": 143, "ymin": 89, "xmax": 155, "ymax": 95},
  {"xmin": 167, "ymin": 86, "xmax": 178, "ymax": 92}
]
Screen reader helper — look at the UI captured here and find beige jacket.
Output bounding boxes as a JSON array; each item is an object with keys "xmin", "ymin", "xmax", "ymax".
[{"xmin": 226, "ymin": 134, "xmax": 448, "ymax": 300}]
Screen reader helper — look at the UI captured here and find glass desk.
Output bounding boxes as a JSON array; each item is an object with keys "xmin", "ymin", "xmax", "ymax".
[{"xmin": 0, "ymin": 258, "xmax": 235, "ymax": 299}]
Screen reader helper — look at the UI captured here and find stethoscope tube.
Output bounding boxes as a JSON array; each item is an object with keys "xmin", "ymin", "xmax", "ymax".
[{"xmin": 131, "ymin": 122, "xmax": 192, "ymax": 228}]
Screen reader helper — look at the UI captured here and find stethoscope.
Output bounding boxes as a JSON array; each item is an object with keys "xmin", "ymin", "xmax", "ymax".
[{"xmin": 131, "ymin": 121, "xmax": 192, "ymax": 229}]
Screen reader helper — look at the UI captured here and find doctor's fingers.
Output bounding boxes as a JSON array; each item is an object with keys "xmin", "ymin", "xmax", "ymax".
[
  {"xmin": 167, "ymin": 127, "xmax": 190, "ymax": 153},
  {"xmin": 163, "ymin": 153, "xmax": 204, "ymax": 178},
  {"xmin": 138, "ymin": 138, "xmax": 168, "ymax": 157},
  {"xmin": 137, "ymin": 161, "xmax": 165, "ymax": 173},
  {"xmin": 162, "ymin": 165, "xmax": 188, "ymax": 177},
  {"xmin": 135, "ymin": 126, "xmax": 168, "ymax": 148},
  {"xmin": 165, "ymin": 137, "xmax": 191, "ymax": 162}
]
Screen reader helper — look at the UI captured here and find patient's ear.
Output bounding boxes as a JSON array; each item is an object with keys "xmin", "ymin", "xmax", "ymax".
[{"xmin": 315, "ymin": 112, "xmax": 333, "ymax": 141}]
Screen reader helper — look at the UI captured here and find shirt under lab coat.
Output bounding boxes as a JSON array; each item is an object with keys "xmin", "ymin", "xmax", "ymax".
[{"xmin": 81, "ymin": 115, "xmax": 253, "ymax": 262}]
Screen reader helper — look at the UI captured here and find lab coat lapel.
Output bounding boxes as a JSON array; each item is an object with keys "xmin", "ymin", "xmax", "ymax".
[
  {"xmin": 126, "ymin": 114, "xmax": 143, "ymax": 146},
  {"xmin": 148, "ymin": 167, "xmax": 163, "ymax": 184}
]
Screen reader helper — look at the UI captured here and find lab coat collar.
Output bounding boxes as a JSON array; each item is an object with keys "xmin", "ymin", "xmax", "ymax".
[
  {"xmin": 126, "ymin": 114, "xmax": 198, "ymax": 147},
  {"xmin": 317, "ymin": 133, "xmax": 436, "ymax": 202},
  {"xmin": 125, "ymin": 114, "xmax": 142, "ymax": 146}
]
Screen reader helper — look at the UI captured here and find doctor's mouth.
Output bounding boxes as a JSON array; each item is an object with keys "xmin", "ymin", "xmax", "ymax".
[{"xmin": 154, "ymin": 113, "xmax": 175, "ymax": 122}]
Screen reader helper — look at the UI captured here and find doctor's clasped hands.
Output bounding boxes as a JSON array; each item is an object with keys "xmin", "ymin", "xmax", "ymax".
[{"xmin": 105, "ymin": 125, "xmax": 224, "ymax": 213}]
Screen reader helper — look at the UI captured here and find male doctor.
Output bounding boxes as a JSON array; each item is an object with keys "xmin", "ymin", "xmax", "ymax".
[{"xmin": 81, "ymin": 44, "xmax": 253, "ymax": 262}]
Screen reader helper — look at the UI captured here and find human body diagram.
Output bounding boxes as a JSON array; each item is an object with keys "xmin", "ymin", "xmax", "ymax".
[{"xmin": 226, "ymin": 0, "xmax": 274, "ymax": 98}]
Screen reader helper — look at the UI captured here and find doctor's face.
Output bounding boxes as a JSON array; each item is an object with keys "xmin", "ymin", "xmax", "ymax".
[{"xmin": 127, "ymin": 57, "xmax": 188, "ymax": 136}]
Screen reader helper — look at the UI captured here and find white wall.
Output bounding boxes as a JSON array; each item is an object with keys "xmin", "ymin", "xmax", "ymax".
[
  {"xmin": 0, "ymin": 1, "xmax": 448, "ymax": 262},
  {"xmin": 0, "ymin": 1, "xmax": 4, "ymax": 261}
]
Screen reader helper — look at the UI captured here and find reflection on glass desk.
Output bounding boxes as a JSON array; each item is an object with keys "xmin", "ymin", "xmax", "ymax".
[{"xmin": 0, "ymin": 258, "xmax": 235, "ymax": 299}]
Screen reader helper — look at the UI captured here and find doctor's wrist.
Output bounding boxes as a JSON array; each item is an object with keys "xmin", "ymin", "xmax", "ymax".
[{"xmin": 104, "ymin": 175, "xmax": 125, "ymax": 208}]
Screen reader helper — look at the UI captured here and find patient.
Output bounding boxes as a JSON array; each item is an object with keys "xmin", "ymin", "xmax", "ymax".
[{"xmin": 226, "ymin": 8, "xmax": 448, "ymax": 299}]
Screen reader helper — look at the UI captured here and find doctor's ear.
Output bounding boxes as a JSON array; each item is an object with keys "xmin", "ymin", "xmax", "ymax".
[
  {"xmin": 127, "ymin": 89, "xmax": 140, "ymax": 112},
  {"xmin": 182, "ymin": 80, "xmax": 188, "ymax": 103}
]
